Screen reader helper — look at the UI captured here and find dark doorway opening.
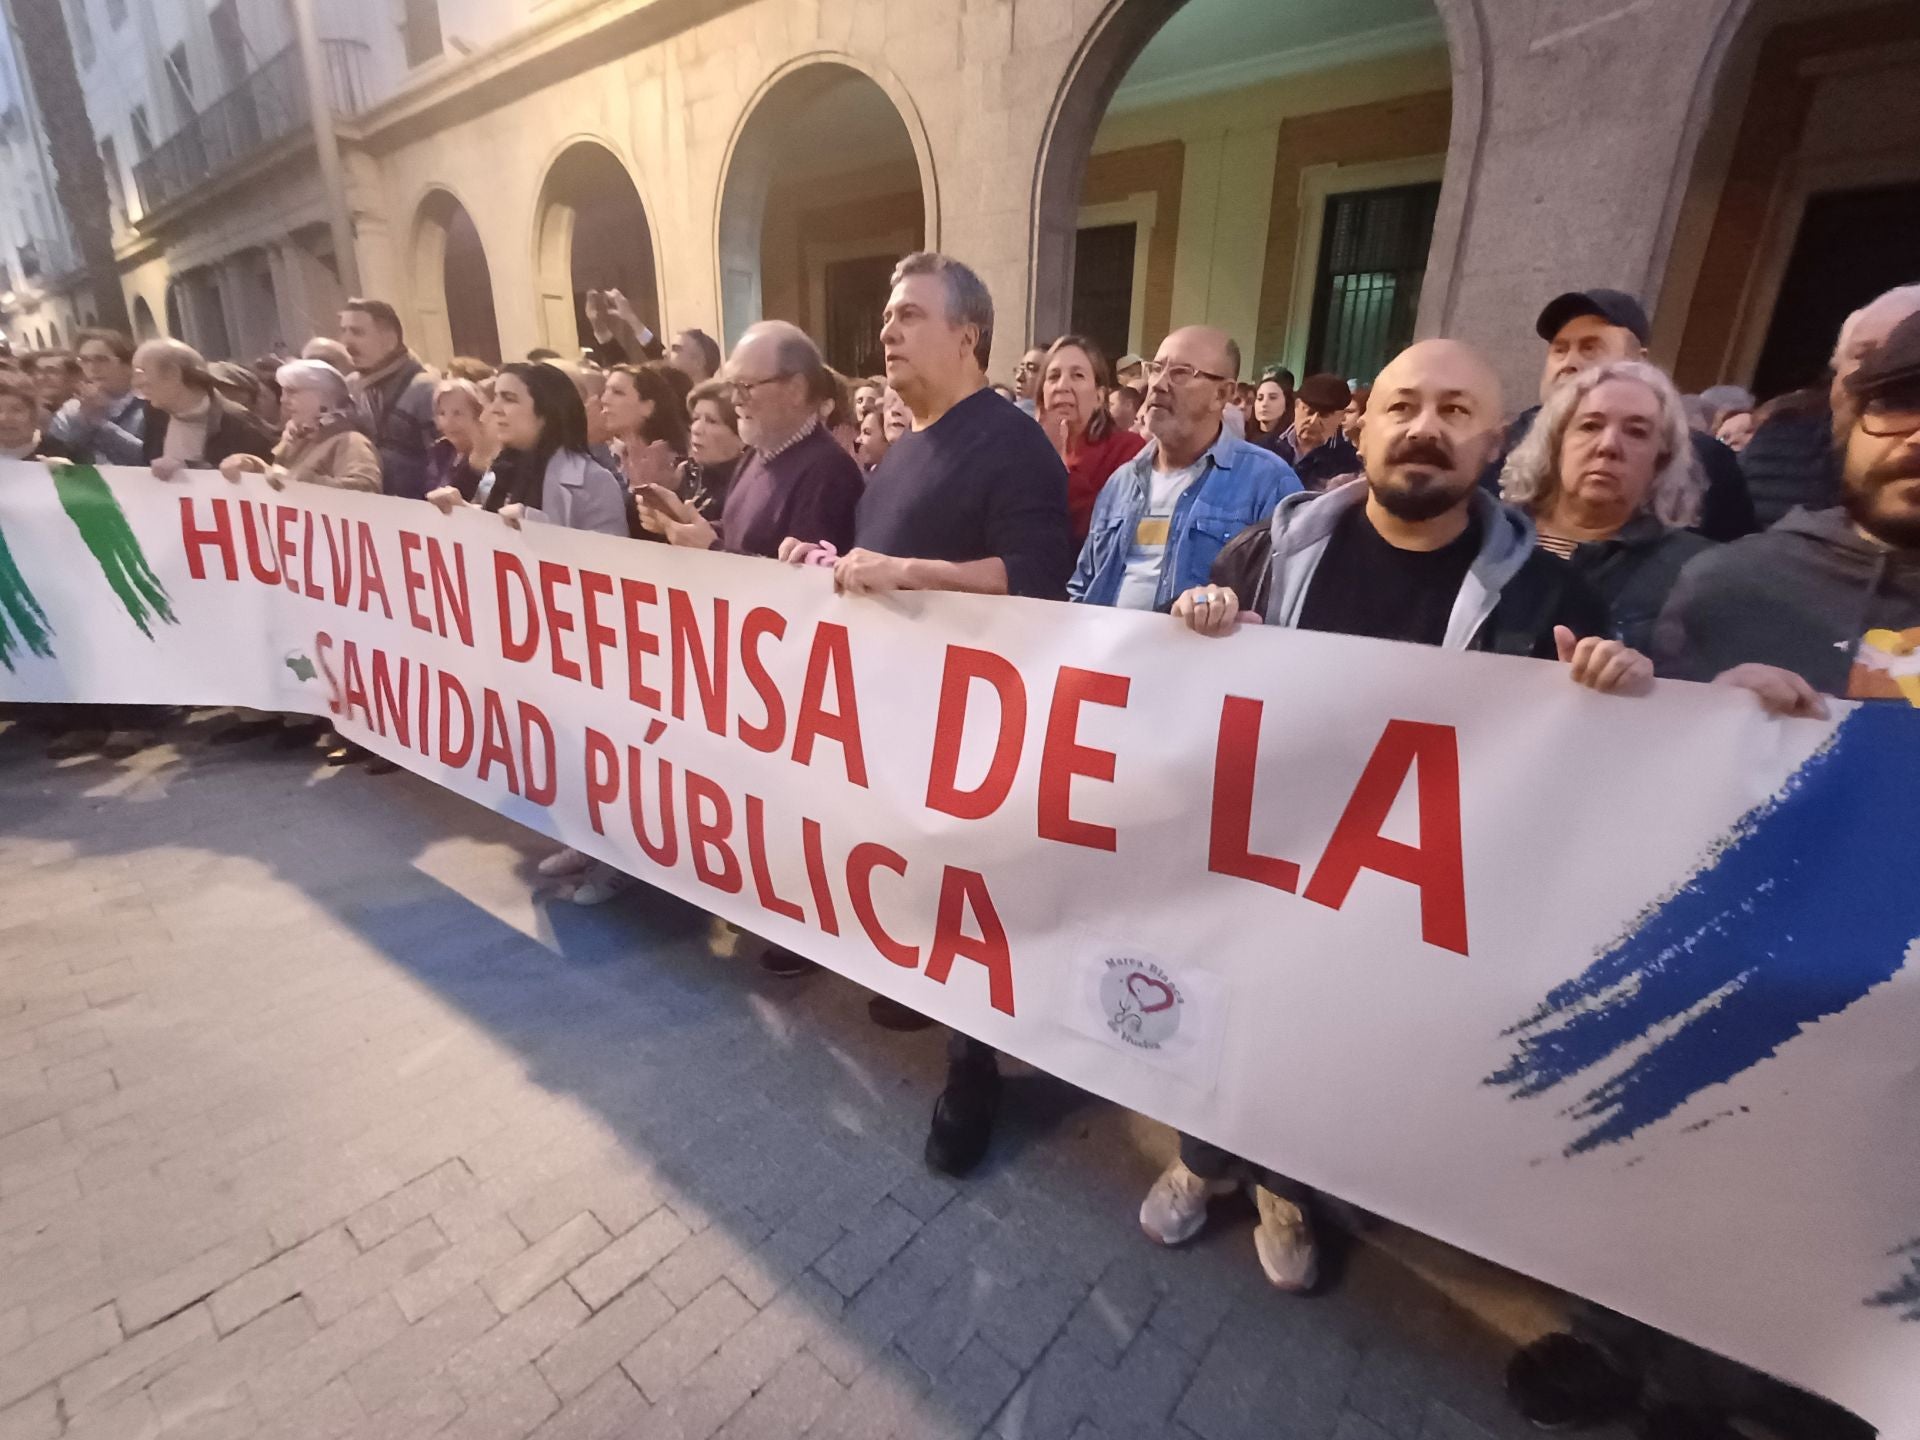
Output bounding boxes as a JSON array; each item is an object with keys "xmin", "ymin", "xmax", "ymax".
[
  {"xmin": 1752, "ymin": 182, "xmax": 1920, "ymax": 400},
  {"xmin": 1306, "ymin": 181, "xmax": 1440, "ymax": 384},
  {"xmin": 822, "ymin": 254, "xmax": 896, "ymax": 378},
  {"xmin": 444, "ymin": 206, "xmax": 501, "ymax": 365},
  {"xmin": 1071, "ymin": 223, "xmax": 1135, "ymax": 365}
]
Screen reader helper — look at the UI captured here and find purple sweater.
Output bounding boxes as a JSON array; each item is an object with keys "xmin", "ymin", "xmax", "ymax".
[{"xmin": 716, "ymin": 422, "xmax": 863, "ymax": 559}]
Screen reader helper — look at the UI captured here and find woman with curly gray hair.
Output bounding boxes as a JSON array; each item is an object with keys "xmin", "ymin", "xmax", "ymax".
[{"xmin": 1499, "ymin": 359, "xmax": 1714, "ymax": 652}]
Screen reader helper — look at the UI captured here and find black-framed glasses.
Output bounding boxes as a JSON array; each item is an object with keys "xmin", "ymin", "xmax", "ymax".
[
  {"xmin": 1142, "ymin": 359, "xmax": 1231, "ymax": 386},
  {"xmin": 726, "ymin": 375, "xmax": 790, "ymax": 403},
  {"xmin": 1859, "ymin": 402, "xmax": 1920, "ymax": 439}
]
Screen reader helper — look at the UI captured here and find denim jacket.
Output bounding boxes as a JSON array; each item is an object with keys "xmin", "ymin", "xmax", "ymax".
[{"xmin": 1068, "ymin": 427, "xmax": 1300, "ymax": 610}]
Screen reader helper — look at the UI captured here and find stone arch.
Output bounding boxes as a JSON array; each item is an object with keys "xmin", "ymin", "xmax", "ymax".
[
  {"xmin": 412, "ymin": 187, "xmax": 501, "ymax": 366},
  {"xmin": 1029, "ymin": 0, "xmax": 1483, "ymax": 370},
  {"xmin": 1662, "ymin": 0, "xmax": 1920, "ymax": 394},
  {"xmin": 531, "ymin": 138, "xmax": 664, "ymax": 354},
  {"xmin": 132, "ymin": 297, "xmax": 158, "ymax": 341},
  {"xmin": 715, "ymin": 54, "xmax": 939, "ymax": 367}
]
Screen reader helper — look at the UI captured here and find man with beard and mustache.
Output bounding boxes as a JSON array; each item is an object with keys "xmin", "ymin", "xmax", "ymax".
[
  {"xmin": 1140, "ymin": 340, "xmax": 1650, "ymax": 1295},
  {"xmin": 1655, "ymin": 308, "xmax": 1920, "ymax": 713}
]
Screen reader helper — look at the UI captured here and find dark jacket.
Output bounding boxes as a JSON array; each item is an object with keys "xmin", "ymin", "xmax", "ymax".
[
  {"xmin": 355, "ymin": 351, "xmax": 438, "ymax": 500},
  {"xmin": 1486, "ymin": 407, "xmax": 1756, "ymax": 542},
  {"xmin": 141, "ymin": 394, "xmax": 279, "ymax": 468},
  {"xmin": 1565, "ymin": 514, "xmax": 1716, "ymax": 654},
  {"xmin": 1211, "ymin": 481, "xmax": 1610, "ymax": 658},
  {"xmin": 1653, "ymin": 507, "xmax": 1920, "ymax": 693},
  {"xmin": 1738, "ymin": 400, "xmax": 1838, "ymax": 531},
  {"xmin": 585, "ymin": 329, "xmax": 665, "ymax": 370},
  {"xmin": 1273, "ymin": 428, "xmax": 1361, "ymax": 492}
]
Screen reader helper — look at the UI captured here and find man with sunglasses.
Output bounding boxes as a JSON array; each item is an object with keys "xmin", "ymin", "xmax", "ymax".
[
  {"xmin": 1656, "ymin": 306, "xmax": 1920, "ymax": 712},
  {"xmin": 1068, "ymin": 327, "xmax": 1299, "ymax": 610}
]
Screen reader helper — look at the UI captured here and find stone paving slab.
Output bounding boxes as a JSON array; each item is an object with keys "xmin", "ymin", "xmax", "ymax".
[{"xmin": 0, "ymin": 722, "xmax": 1619, "ymax": 1440}]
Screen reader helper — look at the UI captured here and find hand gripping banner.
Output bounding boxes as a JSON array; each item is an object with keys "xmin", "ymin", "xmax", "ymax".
[{"xmin": 2, "ymin": 464, "xmax": 1916, "ymax": 1432}]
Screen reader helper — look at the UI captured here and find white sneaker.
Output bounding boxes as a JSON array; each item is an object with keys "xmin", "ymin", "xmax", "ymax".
[
  {"xmin": 1139, "ymin": 1160, "xmax": 1236, "ymax": 1246},
  {"xmin": 569, "ymin": 864, "xmax": 635, "ymax": 906},
  {"xmin": 1253, "ymin": 1185, "xmax": 1319, "ymax": 1292},
  {"xmin": 538, "ymin": 846, "xmax": 591, "ymax": 877}
]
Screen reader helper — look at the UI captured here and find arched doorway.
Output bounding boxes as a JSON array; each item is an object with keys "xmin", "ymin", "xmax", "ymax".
[
  {"xmin": 533, "ymin": 142, "xmax": 661, "ymax": 355},
  {"xmin": 132, "ymin": 296, "xmax": 158, "ymax": 341},
  {"xmin": 413, "ymin": 189, "xmax": 501, "ymax": 365},
  {"xmin": 1033, "ymin": 0, "xmax": 1456, "ymax": 385},
  {"xmin": 717, "ymin": 62, "xmax": 931, "ymax": 377},
  {"xmin": 1665, "ymin": 0, "xmax": 1920, "ymax": 396}
]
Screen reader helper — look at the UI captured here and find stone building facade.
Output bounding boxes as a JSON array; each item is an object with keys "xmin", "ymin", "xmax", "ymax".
[{"xmin": 14, "ymin": 0, "xmax": 1918, "ymax": 408}]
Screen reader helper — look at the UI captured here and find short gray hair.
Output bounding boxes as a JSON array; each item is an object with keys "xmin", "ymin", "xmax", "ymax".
[
  {"xmin": 301, "ymin": 337, "xmax": 355, "ymax": 373},
  {"xmin": 741, "ymin": 320, "xmax": 826, "ymax": 399},
  {"xmin": 276, "ymin": 358, "xmax": 352, "ymax": 413},
  {"xmin": 891, "ymin": 252, "xmax": 993, "ymax": 368},
  {"xmin": 1500, "ymin": 359, "xmax": 1702, "ymax": 529},
  {"xmin": 133, "ymin": 337, "xmax": 211, "ymax": 391},
  {"xmin": 433, "ymin": 377, "xmax": 485, "ymax": 414},
  {"xmin": 1833, "ymin": 285, "xmax": 1920, "ymax": 373}
]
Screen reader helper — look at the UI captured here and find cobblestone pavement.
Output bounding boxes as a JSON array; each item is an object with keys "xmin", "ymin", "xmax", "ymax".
[{"xmin": 0, "ymin": 720, "xmax": 1616, "ymax": 1440}]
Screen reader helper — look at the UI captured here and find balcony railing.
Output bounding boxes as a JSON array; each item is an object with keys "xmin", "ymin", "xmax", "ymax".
[{"xmin": 132, "ymin": 39, "xmax": 369, "ymax": 216}]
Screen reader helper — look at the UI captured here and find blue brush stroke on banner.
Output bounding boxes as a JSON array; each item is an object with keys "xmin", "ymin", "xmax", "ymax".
[
  {"xmin": 1488, "ymin": 702, "xmax": 1920, "ymax": 1156},
  {"xmin": 1868, "ymin": 1238, "xmax": 1920, "ymax": 1321}
]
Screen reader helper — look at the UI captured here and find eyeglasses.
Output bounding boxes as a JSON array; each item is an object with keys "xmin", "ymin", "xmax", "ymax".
[
  {"xmin": 1142, "ymin": 359, "xmax": 1231, "ymax": 386},
  {"xmin": 1013, "ymin": 361, "xmax": 1041, "ymax": 376},
  {"xmin": 726, "ymin": 375, "xmax": 790, "ymax": 403},
  {"xmin": 1859, "ymin": 402, "xmax": 1920, "ymax": 439}
]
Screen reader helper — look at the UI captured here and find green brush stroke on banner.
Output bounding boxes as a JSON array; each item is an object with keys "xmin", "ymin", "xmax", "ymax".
[
  {"xmin": 51, "ymin": 464, "xmax": 176, "ymax": 638},
  {"xmin": 0, "ymin": 519, "xmax": 55, "ymax": 670}
]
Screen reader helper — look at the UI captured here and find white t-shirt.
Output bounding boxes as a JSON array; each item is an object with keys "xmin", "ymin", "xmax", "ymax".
[{"xmin": 1114, "ymin": 457, "xmax": 1206, "ymax": 611}]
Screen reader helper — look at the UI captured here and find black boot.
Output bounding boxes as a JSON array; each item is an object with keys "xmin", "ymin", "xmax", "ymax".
[
  {"xmin": 925, "ymin": 1060, "xmax": 999, "ymax": 1177},
  {"xmin": 1506, "ymin": 1333, "xmax": 1638, "ymax": 1430}
]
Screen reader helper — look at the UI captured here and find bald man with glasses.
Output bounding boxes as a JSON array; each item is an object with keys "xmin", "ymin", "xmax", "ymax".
[{"xmin": 1068, "ymin": 326, "xmax": 1300, "ymax": 611}]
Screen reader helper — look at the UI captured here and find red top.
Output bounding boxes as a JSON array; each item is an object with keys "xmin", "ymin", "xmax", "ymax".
[{"xmin": 1064, "ymin": 426, "xmax": 1148, "ymax": 542}]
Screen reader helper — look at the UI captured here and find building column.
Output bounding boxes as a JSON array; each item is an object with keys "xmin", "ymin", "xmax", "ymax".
[{"xmin": 1418, "ymin": 0, "xmax": 1746, "ymax": 400}]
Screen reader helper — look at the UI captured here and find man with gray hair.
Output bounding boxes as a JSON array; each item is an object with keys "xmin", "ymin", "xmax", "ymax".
[
  {"xmin": 780, "ymin": 251, "xmax": 1074, "ymax": 1178},
  {"xmin": 644, "ymin": 319, "xmax": 861, "ymax": 560},
  {"xmin": 1740, "ymin": 284, "xmax": 1920, "ymax": 529},
  {"xmin": 134, "ymin": 337, "xmax": 277, "ymax": 478}
]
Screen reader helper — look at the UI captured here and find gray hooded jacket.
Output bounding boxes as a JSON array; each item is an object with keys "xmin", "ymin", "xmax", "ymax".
[
  {"xmin": 1653, "ymin": 506, "xmax": 1920, "ymax": 693},
  {"xmin": 1209, "ymin": 479, "xmax": 1610, "ymax": 657}
]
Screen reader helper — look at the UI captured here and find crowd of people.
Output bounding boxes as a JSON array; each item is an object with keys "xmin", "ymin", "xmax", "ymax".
[{"xmin": 3, "ymin": 253, "xmax": 1915, "ymax": 1439}]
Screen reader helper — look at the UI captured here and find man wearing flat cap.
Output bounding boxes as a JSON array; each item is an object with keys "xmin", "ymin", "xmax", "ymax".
[
  {"xmin": 1485, "ymin": 288, "xmax": 1756, "ymax": 540},
  {"xmin": 1273, "ymin": 371, "xmax": 1360, "ymax": 491}
]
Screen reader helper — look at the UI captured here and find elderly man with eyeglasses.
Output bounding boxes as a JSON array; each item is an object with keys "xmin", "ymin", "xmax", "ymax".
[
  {"xmin": 643, "ymin": 319, "xmax": 862, "ymax": 559},
  {"xmin": 1067, "ymin": 326, "xmax": 1300, "ymax": 611}
]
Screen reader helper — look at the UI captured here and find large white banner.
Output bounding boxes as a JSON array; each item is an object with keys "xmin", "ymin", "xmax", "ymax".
[{"xmin": 2, "ymin": 464, "xmax": 1915, "ymax": 1432}]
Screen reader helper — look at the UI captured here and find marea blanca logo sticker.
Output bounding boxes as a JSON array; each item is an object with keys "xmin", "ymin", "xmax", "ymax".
[{"xmin": 1099, "ymin": 956, "xmax": 1183, "ymax": 1051}]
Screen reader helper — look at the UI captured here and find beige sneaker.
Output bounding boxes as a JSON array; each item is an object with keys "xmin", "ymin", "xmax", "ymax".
[
  {"xmin": 538, "ymin": 846, "xmax": 592, "ymax": 878},
  {"xmin": 1139, "ymin": 1160, "xmax": 1236, "ymax": 1246},
  {"xmin": 1253, "ymin": 1185, "xmax": 1319, "ymax": 1292},
  {"xmin": 569, "ymin": 864, "xmax": 636, "ymax": 906}
]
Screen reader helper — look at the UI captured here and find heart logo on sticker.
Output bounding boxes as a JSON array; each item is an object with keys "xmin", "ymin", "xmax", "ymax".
[{"xmin": 1126, "ymin": 972, "xmax": 1176, "ymax": 1013}]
